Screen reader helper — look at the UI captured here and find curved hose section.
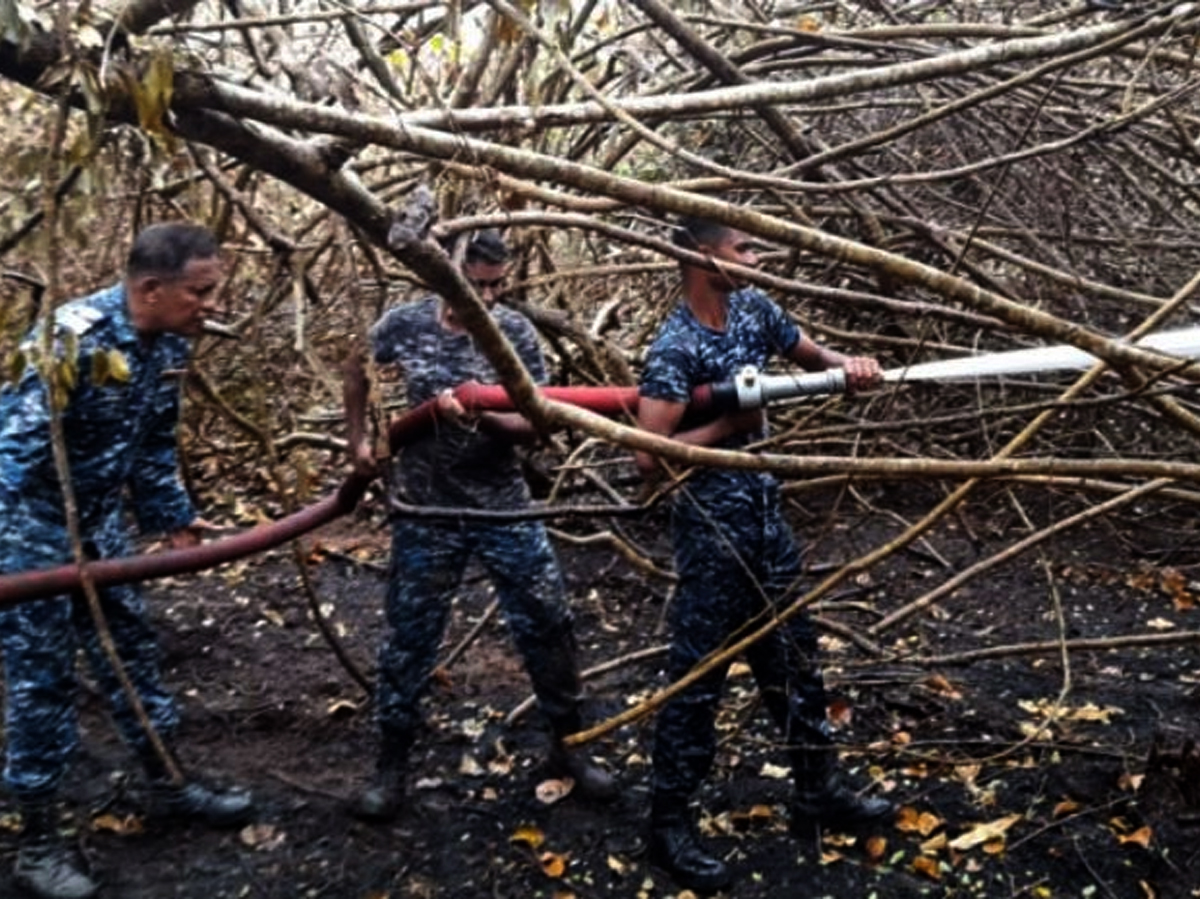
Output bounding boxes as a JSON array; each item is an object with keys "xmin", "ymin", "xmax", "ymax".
[
  {"xmin": 0, "ymin": 375, "xmax": 722, "ymax": 606},
  {"xmin": 0, "ymin": 355, "xmax": 374, "ymax": 607}
]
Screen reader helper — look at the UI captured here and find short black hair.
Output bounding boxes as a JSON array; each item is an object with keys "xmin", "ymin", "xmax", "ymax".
[
  {"xmin": 672, "ymin": 216, "xmax": 732, "ymax": 251},
  {"xmin": 127, "ymin": 223, "xmax": 219, "ymax": 280},
  {"xmin": 463, "ymin": 230, "xmax": 510, "ymax": 266}
]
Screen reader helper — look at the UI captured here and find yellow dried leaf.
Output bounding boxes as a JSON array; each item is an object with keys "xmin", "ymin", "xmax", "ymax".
[
  {"xmin": 1159, "ymin": 567, "xmax": 1193, "ymax": 609},
  {"xmin": 1069, "ymin": 703, "xmax": 1121, "ymax": 723},
  {"xmin": 924, "ymin": 674, "xmax": 963, "ymax": 699},
  {"xmin": 539, "ymin": 851, "xmax": 568, "ymax": 878},
  {"xmin": 1019, "ymin": 721, "xmax": 1053, "ymax": 740},
  {"xmin": 865, "ymin": 835, "xmax": 887, "ymax": 861},
  {"xmin": 797, "ymin": 15, "xmax": 820, "ymax": 32},
  {"xmin": 1118, "ymin": 773, "xmax": 1144, "ymax": 792},
  {"xmin": 982, "ymin": 838, "xmax": 1006, "ymax": 855},
  {"xmin": 91, "ymin": 812, "xmax": 143, "ymax": 835},
  {"xmin": 911, "ymin": 856, "xmax": 941, "ymax": 880},
  {"xmin": 823, "ymin": 832, "xmax": 857, "ymax": 847},
  {"xmin": 896, "ymin": 806, "xmax": 944, "ymax": 837},
  {"xmin": 1116, "ymin": 825, "xmax": 1152, "ymax": 848},
  {"xmin": 107, "ymin": 349, "xmax": 130, "ymax": 382},
  {"xmin": 90, "ymin": 348, "xmax": 109, "ymax": 385},
  {"xmin": 6, "ymin": 347, "xmax": 27, "ymax": 384},
  {"xmin": 510, "ymin": 824, "xmax": 545, "ymax": 849},
  {"xmin": 731, "ymin": 803, "xmax": 777, "ymax": 829},
  {"xmin": 892, "ymin": 731, "xmax": 912, "ymax": 745},
  {"xmin": 948, "ymin": 813, "xmax": 1021, "ymax": 851},
  {"xmin": 1053, "ymin": 799, "xmax": 1081, "ymax": 818},
  {"xmin": 954, "ymin": 764, "xmax": 981, "ymax": 785},
  {"xmin": 607, "ymin": 854, "xmax": 627, "ymax": 874},
  {"xmin": 920, "ymin": 832, "xmax": 948, "ymax": 854}
]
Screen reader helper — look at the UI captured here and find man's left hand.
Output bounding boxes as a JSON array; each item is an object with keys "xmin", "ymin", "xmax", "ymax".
[{"xmin": 842, "ymin": 356, "xmax": 883, "ymax": 393}]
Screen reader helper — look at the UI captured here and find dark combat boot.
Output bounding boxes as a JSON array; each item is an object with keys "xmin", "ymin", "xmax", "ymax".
[
  {"xmin": 148, "ymin": 780, "xmax": 255, "ymax": 828},
  {"xmin": 647, "ymin": 793, "xmax": 731, "ymax": 894},
  {"xmin": 352, "ymin": 730, "xmax": 413, "ymax": 822},
  {"xmin": 548, "ymin": 713, "xmax": 618, "ymax": 802},
  {"xmin": 790, "ymin": 746, "xmax": 893, "ymax": 835},
  {"xmin": 14, "ymin": 796, "xmax": 97, "ymax": 899},
  {"xmin": 141, "ymin": 745, "xmax": 255, "ymax": 828}
]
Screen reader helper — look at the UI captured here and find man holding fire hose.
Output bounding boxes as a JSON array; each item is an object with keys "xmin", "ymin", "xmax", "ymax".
[
  {"xmin": 635, "ymin": 217, "xmax": 893, "ymax": 892},
  {"xmin": 352, "ymin": 230, "xmax": 616, "ymax": 821},
  {"xmin": 0, "ymin": 223, "xmax": 254, "ymax": 899}
]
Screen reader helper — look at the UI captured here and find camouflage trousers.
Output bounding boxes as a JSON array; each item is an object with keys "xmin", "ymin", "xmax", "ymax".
[
  {"xmin": 652, "ymin": 478, "xmax": 830, "ymax": 801},
  {"xmin": 0, "ymin": 573, "xmax": 178, "ymax": 800},
  {"xmin": 377, "ymin": 517, "xmax": 583, "ymax": 738}
]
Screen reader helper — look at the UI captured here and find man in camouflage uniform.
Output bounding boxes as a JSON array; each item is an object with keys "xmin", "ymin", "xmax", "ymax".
[
  {"xmin": 635, "ymin": 217, "xmax": 892, "ymax": 892},
  {"xmin": 0, "ymin": 223, "xmax": 254, "ymax": 899},
  {"xmin": 352, "ymin": 230, "xmax": 615, "ymax": 821}
]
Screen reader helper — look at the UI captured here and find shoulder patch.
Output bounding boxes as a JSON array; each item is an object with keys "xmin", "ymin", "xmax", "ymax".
[{"xmin": 54, "ymin": 304, "xmax": 105, "ymax": 337}]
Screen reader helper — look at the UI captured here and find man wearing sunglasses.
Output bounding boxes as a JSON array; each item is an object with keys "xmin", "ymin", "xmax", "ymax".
[{"xmin": 354, "ymin": 230, "xmax": 616, "ymax": 821}]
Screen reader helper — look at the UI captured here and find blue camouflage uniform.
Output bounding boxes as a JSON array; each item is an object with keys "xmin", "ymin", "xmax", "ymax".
[
  {"xmin": 369, "ymin": 297, "xmax": 582, "ymax": 740},
  {"xmin": 0, "ymin": 284, "xmax": 193, "ymax": 801},
  {"xmin": 639, "ymin": 287, "xmax": 831, "ymax": 802}
]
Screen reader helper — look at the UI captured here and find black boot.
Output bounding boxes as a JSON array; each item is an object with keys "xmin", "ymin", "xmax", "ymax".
[
  {"xmin": 547, "ymin": 714, "xmax": 618, "ymax": 802},
  {"xmin": 15, "ymin": 796, "xmax": 97, "ymax": 899},
  {"xmin": 140, "ymin": 744, "xmax": 255, "ymax": 828},
  {"xmin": 352, "ymin": 730, "xmax": 413, "ymax": 822},
  {"xmin": 791, "ymin": 746, "xmax": 893, "ymax": 834},
  {"xmin": 148, "ymin": 780, "xmax": 255, "ymax": 828},
  {"xmin": 648, "ymin": 793, "xmax": 731, "ymax": 893}
]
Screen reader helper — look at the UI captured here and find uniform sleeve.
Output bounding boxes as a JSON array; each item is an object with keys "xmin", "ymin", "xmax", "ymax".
[
  {"xmin": 639, "ymin": 330, "xmax": 695, "ymax": 404},
  {"xmin": 754, "ymin": 291, "xmax": 803, "ymax": 358},
  {"xmin": 0, "ymin": 369, "xmax": 54, "ymax": 499},
  {"xmin": 505, "ymin": 314, "xmax": 549, "ymax": 386},
  {"xmin": 369, "ymin": 307, "xmax": 406, "ymax": 366},
  {"xmin": 128, "ymin": 348, "xmax": 196, "ymax": 535}
]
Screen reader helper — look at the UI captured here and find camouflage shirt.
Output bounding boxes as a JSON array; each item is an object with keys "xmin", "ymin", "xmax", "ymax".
[
  {"xmin": 639, "ymin": 287, "xmax": 801, "ymax": 499},
  {"xmin": 0, "ymin": 283, "xmax": 195, "ymax": 568},
  {"xmin": 370, "ymin": 296, "xmax": 548, "ymax": 510}
]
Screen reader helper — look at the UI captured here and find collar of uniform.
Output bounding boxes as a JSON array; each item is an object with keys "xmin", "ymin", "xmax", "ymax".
[{"xmin": 104, "ymin": 282, "xmax": 141, "ymax": 349}]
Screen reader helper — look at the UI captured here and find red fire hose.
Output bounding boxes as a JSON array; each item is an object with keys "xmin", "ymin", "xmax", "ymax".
[
  {"xmin": 0, "ymin": 377, "xmax": 716, "ymax": 606},
  {"xmin": 0, "ymin": 365, "xmax": 848, "ymax": 605}
]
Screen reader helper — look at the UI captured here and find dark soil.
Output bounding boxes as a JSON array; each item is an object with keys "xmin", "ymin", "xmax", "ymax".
[{"xmin": 3, "ymin": 481, "xmax": 1200, "ymax": 898}]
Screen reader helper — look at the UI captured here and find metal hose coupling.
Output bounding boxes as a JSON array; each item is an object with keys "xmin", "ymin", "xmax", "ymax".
[{"xmin": 728, "ymin": 366, "xmax": 849, "ymax": 409}]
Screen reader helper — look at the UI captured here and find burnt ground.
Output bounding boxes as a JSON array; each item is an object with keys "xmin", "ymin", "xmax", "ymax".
[{"xmin": 2, "ymin": 480, "xmax": 1200, "ymax": 899}]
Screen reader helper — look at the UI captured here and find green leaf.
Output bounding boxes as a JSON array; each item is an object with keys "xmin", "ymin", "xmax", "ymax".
[
  {"xmin": 107, "ymin": 349, "xmax": 130, "ymax": 383},
  {"xmin": 61, "ymin": 330, "xmax": 78, "ymax": 368},
  {"xmin": 58, "ymin": 355, "xmax": 77, "ymax": 392},
  {"xmin": 5, "ymin": 347, "xmax": 27, "ymax": 385},
  {"xmin": 90, "ymin": 348, "xmax": 109, "ymax": 385},
  {"xmin": 134, "ymin": 49, "xmax": 175, "ymax": 148}
]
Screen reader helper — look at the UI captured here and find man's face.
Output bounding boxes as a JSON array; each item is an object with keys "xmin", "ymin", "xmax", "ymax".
[
  {"xmin": 463, "ymin": 260, "xmax": 510, "ymax": 309},
  {"xmin": 699, "ymin": 229, "xmax": 759, "ymax": 293},
  {"xmin": 141, "ymin": 256, "xmax": 223, "ymax": 337}
]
